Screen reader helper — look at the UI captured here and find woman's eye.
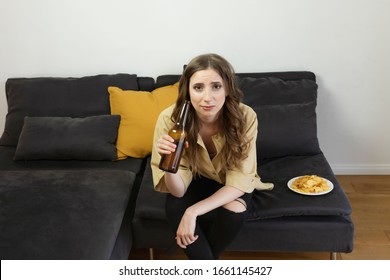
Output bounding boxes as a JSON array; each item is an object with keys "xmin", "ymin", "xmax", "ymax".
[
  {"xmin": 193, "ymin": 85, "xmax": 203, "ymax": 91},
  {"xmin": 213, "ymin": 84, "xmax": 222, "ymax": 90}
]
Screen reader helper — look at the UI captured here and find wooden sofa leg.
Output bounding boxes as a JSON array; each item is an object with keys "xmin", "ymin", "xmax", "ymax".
[
  {"xmin": 330, "ymin": 252, "xmax": 337, "ymax": 260},
  {"xmin": 149, "ymin": 248, "xmax": 154, "ymax": 260}
]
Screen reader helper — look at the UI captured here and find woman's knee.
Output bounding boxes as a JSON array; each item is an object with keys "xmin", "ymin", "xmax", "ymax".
[{"xmin": 222, "ymin": 198, "xmax": 247, "ymax": 213}]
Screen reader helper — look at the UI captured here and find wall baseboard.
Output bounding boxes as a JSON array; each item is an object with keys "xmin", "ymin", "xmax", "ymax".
[{"xmin": 331, "ymin": 164, "xmax": 390, "ymax": 175}]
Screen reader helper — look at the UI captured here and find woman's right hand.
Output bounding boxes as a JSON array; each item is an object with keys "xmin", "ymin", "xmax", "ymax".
[
  {"xmin": 156, "ymin": 134, "xmax": 176, "ymax": 156},
  {"xmin": 176, "ymin": 208, "xmax": 199, "ymax": 249},
  {"xmin": 157, "ymin": 134, "xmax": 188, "ymax": 156}
]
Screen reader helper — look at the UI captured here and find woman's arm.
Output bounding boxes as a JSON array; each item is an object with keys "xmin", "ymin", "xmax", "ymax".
[
  {"xmin": 164, "ymin": 172, "xmax": 186, "ymax": 197},
  {"xmin": 175, "ymin": 185, "xmax": 244, "ymax": 248},
  {"xmin": 187, "ymin": 185, "xmax": 244, "ymax": 216}
]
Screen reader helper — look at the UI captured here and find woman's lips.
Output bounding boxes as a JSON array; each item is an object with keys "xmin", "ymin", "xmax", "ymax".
[{"xmin": 201, "ymin": 105, "xmax": 214, "ymax": 111}]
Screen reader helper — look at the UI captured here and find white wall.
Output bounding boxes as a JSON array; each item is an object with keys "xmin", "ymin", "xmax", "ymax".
[{"xmin": 0, "ymin": 0, "xmax": 389, "ymax": 174}]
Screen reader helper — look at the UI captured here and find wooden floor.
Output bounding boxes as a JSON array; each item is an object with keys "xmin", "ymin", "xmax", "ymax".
[{"xmin": 129, "ymin": 175, "xmax": 390, "ymax": 260}]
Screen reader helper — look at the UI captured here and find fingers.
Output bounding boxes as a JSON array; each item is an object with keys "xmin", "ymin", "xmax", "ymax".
[
  {"xmin": 176, "ymin": 234, "xmax": 199, "ymax": 249},
  {"xmin": 175, "ymin": 209, "xmax": 198, "ymax": 248},
  {"xmin": 157, "ymin": 135, "xmax": 176, "ymax": 155}
]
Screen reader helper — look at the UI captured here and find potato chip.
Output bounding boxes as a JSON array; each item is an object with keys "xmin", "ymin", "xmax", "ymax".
[{"xmin": 291, "ymin": 175, "xmax": 330, "ymax": 193}]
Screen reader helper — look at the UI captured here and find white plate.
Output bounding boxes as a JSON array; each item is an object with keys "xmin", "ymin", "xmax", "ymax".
[{"xmin": 287, "ymin": 176, "xmax": 334, "ymax": 196}]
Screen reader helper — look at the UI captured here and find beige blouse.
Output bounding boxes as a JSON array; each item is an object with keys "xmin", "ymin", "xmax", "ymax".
[{"xmin": 151, "ymin": 103, "xmax": 274, "ymax": 193}]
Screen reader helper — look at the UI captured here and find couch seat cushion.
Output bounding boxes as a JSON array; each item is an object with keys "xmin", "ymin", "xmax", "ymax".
[
  {"xmin": 0, "ymin": 169, "xmax": 135, "ymax": 259},
  {"xmin": 134, "ymin": 154, "xmax": 352, "ymax": 224},
  {"xmin": 134, "ymin": 157, "xmax": 167, "ymax": 220},
  {"xmin": 249, "ymin": 153, "xmax": 352, "ymax": 220}
]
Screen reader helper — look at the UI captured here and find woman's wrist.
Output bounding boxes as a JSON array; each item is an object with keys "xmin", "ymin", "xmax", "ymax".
[{"xmin": 185, "ymin": 205, "xmax": 200, "ymax": 218}]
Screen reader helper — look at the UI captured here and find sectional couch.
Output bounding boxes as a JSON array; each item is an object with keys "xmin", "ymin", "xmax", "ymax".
[{"xmin": 0, "ymin": 71, "xmax": 354, "ymax": 260}]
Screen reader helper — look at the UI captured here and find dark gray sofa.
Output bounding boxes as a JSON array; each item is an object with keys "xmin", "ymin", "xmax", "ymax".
[{"xmin": 0, "ymin": 71, "xmax": 354, "ymax": 260}]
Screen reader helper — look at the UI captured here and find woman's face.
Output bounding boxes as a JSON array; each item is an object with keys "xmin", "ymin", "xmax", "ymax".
[{"xmin": 189, "ymin": 68, "xmax": 226, "ymax": 124}]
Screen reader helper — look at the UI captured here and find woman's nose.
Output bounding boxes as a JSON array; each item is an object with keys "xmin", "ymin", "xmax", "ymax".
[{"xmin": 203, "ymin": 88, "xmax": 212, "ymax": 101}]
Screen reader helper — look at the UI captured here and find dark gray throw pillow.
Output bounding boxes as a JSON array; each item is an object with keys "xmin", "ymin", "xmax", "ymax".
[
  {"xmin": 238, "ymin": 77, "xmax": 321, "ymax": 159},
  {"xmin": 1, "ymin": 74, "xmax": 138, "ymax": 146},
  {"xmin": 14, "ymin": 115, "xmax": 120, "ymax": 160}
]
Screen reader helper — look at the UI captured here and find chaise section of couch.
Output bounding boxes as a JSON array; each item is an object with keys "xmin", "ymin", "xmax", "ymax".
[
  {"xmin": 0, "ymin": 169, "xmax": 136, "ymax": 259},
  {"xmin": 132, "ymin": 71, "xmax": 354, "ymax": 259}
]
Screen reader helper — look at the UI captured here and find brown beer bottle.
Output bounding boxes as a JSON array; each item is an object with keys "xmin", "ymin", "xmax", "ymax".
[{"xmin": 159, "ymin": 100, "xmax": 190, "ymax": 173}]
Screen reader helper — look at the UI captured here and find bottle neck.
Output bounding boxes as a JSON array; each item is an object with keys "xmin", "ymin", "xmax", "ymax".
[{"xmin": 177, "ymin": 100, "xmax": 190, "ymax": 127}]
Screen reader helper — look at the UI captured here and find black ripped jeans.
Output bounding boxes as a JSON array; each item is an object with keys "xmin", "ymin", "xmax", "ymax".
[{"xmin": 165, "ymin": 176, "xmax": 252, "ymax": 260}]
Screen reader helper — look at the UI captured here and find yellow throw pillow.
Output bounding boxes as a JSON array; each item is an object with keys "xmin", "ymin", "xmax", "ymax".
[{"xmin": 108, "ymin": 83, "xmax": 179, "ymax": 159}]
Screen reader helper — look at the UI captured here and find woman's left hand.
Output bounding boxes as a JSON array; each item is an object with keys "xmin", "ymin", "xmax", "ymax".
[{"xmin": 175, "ymin": 209, "xmax": 198, "ymax": 249}]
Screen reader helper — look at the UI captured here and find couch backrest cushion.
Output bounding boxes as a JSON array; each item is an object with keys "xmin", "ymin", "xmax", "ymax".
[
  {"xmin": 137, "ymin": 77, "xmax": 155, "ymax": 92},
  {"xmin": 156, "ymin": 72, "xmax": 320, "ymax": 160},
  {"xmin": 0, "ymin": 74, "xmax": 138, "ymax": 146},
  {"xmin": 239, "ymin": 76, "xmax": 321, "ymax": 159},
  {"xmin": 156, "ymin": 75, "xmax": 181, "ymax": 88},
  {"xmin": 155, "ymin": 71, "xmax": 316, "ymax": 88}
]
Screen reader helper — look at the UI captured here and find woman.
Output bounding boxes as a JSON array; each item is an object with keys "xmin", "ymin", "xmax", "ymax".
[{"xmin": 151, "ymin": 53, "xmax": 273, "ymax": 259}]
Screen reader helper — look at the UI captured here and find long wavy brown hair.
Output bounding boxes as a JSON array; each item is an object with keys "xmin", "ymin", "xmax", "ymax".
[{"xmin": 171, "ymin": 53, "xmax": 250, "ymax": 175}]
